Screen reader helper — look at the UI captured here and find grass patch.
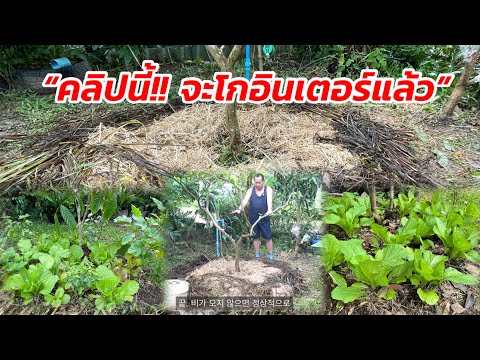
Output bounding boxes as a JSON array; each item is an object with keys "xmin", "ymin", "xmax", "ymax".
[
  {"xmin": 293, "ymin": 262, "xmax": 328, "ymax": 314},
  {"xmin": 0, "ymin": 217, "xmax": 126, "ymax": 247},
  {"xmin": 2, "ymin": 90, "xmax": 76, "ymax": 134}
]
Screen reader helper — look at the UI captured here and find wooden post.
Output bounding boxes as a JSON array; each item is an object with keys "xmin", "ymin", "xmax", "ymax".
[
  {"xmin": 442, "ymin": 47, "xmax": 480, "ymax": 118},
  {"xmin": 389, "ymin": 184, "xmax": 395, "ymax": 210},
  {"xmin": 257, "ymin": 45, "xmax": 264, "ymax": 71},
  {"xmin": 294, "ymin": 192, "xmax": 302, "ymax": 257},
  {"xmin": 369, "ymin": 183, "xmax": 382, "ymax": 223}
]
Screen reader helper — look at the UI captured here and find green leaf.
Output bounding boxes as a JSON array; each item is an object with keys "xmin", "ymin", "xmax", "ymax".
[
  {"xmin": 465, "ymin": 250, "xmax": 480, "ymax": 263},
  {"xmin": 60, "ymin": 205, "xmax": 76, "ymax": 228},
  {"xmin": 319, "ymin": 234, "xmax": 344, "ymax": 271},
  {"xmin": 59, "ymin": 238, "xmax": 70, "ymax": 249},
  {"xmin": 413, "ymin": 248, "xmax": 448, "ymax": 284},
  {"xmin": 375, "ymin": 244, "xmax": 410, "ymax": 268},
  {"xmin": 410, "ymin": 274, "xmax": 421, "ymax": 286},
  {"xmin": 432, "ymin": 149, "xmax": 449, "ymax": 168},
  {"xmin": 102, "ymin": 191, "xmax": 117, "ymax": 222},
  {"xmin": 414, "ymin": 127, "xmax": 428, "ymax": 142},
  {"xmin": 96, "ymin": 265, "xmax": 115, "ymax": 279},
  {"xmin": 70, "ymin": 245, "xmax": 84, "ymax": 260},
  {"xmin": 338, "ymin": 239, "xmax": 366, "ymax": 263},
  {"xmin": 465, "ymin": 203, "xmax": 480, "ymax": 219},
  {"xmin": 353, "ymin": 259, "xmax": 390, "ymax": 289},
  {"xmin": 395, "ymin": 218, "xmax": 417, "ymax": 245},
  {"xmin": 447, "ymin": 213, "xmax": 463, "ymax": 229},
  {"xmin": 371, "ymin": 223, "xmax": 394, "ymax": 244},
  {"xmin": 351, "ymin": 282, "xmax": 369, "ymax": 289},
  {"xmin": 384, "ymin": 288, "xmax": 397, "ymax": 300},
  {"xmin": 360, "ymin": 217, "xmax": 374, "ymax": 226},
  {"xmin": 95, "ymin": 297, "xmax": 108, "ymax": 310},
  {"xmin": 114, "ymin": 215, "xmax": 132, "ymax": 223},
  {"xmin": 323, "ymin": 213, "xmax": 341, "ymax": 224},
  {"xmin": 55, "ymin": 287, "xmax": 65, "ymax": 298},
  {"xmin": 115, "ymin": 280, "xmax": 140, "ymax": 301},
  {"xmin": 122, "ymin": 232, "xmax": 136, "ymax": 245},
  {"xmin": 61, "ymin": 294, "xmax": 71, "ymax": 305},
  {"xmin": 328, "ymin": 271, "xmax": 347, "ymax": 288},
  {"xmin": 54, "ymin": 212, "xmax": 61, "ymax": 237},
  {"xmin": 151, "ymin": 197, "xmax": 165, "ymax": 212},
  {"xmin": 90, "ymin": 191, "xmax": 104, "ymax": 215},
  {"xmin": 17, "ymin": 239, "xmax": 32, "ymax": 254},
  {"xmin": 155, "ymin": 248, "xmax": 165, "ymax": 259},
  {"xmin": 97, "ymin": 276, "xmax": 121, "ymax": 295},
  {"xmin": 39, "ymin": 271, "xmax": 59, "ymax": 296},
  {"xmin": 131, "ymin": 205, "xmax": 143, "ymax": 218},
  {"xmin": 127, "ymin": 241, "xmax": 147, "ymax": 257},
  {"xmin": 443, "ymin": 140, "xmax": 456, "ymax": 151},
  {"xmin": 433, "ymin": 217, "xmax": 450, "ymax": 243},
  {"xmin": 78, "ymin": 195, "xmax": 85, "ymax": 218},
  {"xmin": 121, "ymin": 280, "xmax": 140, "ymax": 296},
  {"xmin": 420, "ymin": 239, "xmax": 435, "ymax": 250},
  {"xmin": 331, "ymin": 284, "xmax": 366, "ymax": 303},
  {"xmin": 417, "ymin": 288, "xmax": 439, "ymax": 305},
  {"xmin": 389, "ymin": 261, "xmax": 414, "ymax": 283},
  {"xmin": 443, "ymin": 268, "xmax": 479, "ymax": 285},
  {"xmin": 414, "ymin": 217, "xmax": 434, "ymax": 240},
  {"xmin": 38, "ymin": 253, "xmax": 55, "ymax": 270},
  {"xmin": 116, "ymin": 244, "xmax": 130, "ymax": 257},
  {"xmin": 3, "ymin": 274, "xmax": 24, "ymax": 291},
  {"xmin": 49, "ymin": 244, "xmax": 71, "ymax": 259}
]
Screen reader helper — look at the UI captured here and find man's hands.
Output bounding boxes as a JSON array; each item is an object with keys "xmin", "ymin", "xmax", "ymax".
[
  {"xmin": 264, "ymin": 210, "xmax": 275, "ymax": 217},
  {"xmin": 231, "ymin": 209, "xmax": 275, "ymax": 216}
]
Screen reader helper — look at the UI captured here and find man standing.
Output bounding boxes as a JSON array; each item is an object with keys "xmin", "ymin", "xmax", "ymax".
[{"xmin": 233, "ymin": 173, "xmax": 275, "ymax": 259}]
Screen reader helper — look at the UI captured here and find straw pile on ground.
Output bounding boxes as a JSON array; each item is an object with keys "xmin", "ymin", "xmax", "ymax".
[
  {"xmin": 82, "ymin": 103, "xmax": 357, "ymax": 186},
  {"xmin": 2, "ymin": 100, "xmax": 441, "ymax": 191},
  {"xmin": 185, "ymin": 256, "xmax": 305, "ymax": 298}
]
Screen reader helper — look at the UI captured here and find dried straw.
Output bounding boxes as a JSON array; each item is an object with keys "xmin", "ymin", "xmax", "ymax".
[{"xmin": 83, "ymin": 103, "xmax": 357, "ymax": 187}]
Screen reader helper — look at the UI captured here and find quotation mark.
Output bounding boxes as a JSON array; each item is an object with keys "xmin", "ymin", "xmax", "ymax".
[
  {"xmin": 42, "ymin": 74, "xmax": 62, "ymax": 86},
  {"xmin": 437, "ymin": 74, "xmax": 454, "ymax": 87}
]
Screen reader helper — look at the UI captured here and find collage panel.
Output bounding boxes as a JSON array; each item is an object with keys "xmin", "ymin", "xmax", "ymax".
[
  {"xmin": 163, "ymin": 170, "xmax": 329, "ymax": 314},
  {"xmin": 0, "ymin": 184, "xmax": 168, "ymax": 314}
]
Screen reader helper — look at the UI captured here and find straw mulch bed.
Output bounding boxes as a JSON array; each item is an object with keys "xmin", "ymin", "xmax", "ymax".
[
  {"xmin": 185, "ymin": 256, "xmax": 306, "ymax": 299},
  {"xmin": 2, "ymin": 101, "xmax": 444, "ymax": 191},
  {"xmin": 82, "ymin": 103, "xmax": 357, "ymax": 186}
]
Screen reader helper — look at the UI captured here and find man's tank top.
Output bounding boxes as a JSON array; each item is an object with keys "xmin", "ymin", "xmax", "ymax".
[{"xmin": 249, "ymin": 186, "xmax": 269, "ymax": 223}]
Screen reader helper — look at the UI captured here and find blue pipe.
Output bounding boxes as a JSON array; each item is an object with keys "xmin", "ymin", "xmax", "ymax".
[
  {"xmin": 216, "ymin": 219, "xmax": 225, "ymax": 256},
  {"xmin": 245, "ymin": 45, "xmax": 251, "ymax": 80}
]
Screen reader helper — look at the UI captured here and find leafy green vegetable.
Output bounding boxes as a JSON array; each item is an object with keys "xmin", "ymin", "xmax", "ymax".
[
  {"xmin": 44, "ymin": 287, "xmax": 70, "ymax": 307},
  {"xmin": 328, "ymin": 270, "xmax": 347, "ymax": 288},
  {"xmin": 93, "ymin": 265, "xmax": 139, "ymax": 312},
  {"xmin": 3, "ymin": 264, "xmax": 59, "ymax": 304},
  {"xmin": 443, "ymin": 267, "xmax": 478, "ymax": 285},
  {"xmin": 395, "ymin": 191, "xmax": 419, "ymax": 218},
  {"xmin": 417, "ymin": 288, "xmax": 439, "ymax": 305},
  {"xmin": 319, "ymin": 234, "xmax": 344, "ymax": 271},
  {"xmin": 331, "ymin": 283, "xmax": 367, "ymax": 303},
  {"xmin": 324, "ymin": 193, "xmax": 373, "ymax": 237}
]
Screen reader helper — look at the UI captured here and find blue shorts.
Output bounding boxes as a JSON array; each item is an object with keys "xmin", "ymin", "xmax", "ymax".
[{"xmin": 250, "ymin": 220, "xmax": 272, "ymax": 240}]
